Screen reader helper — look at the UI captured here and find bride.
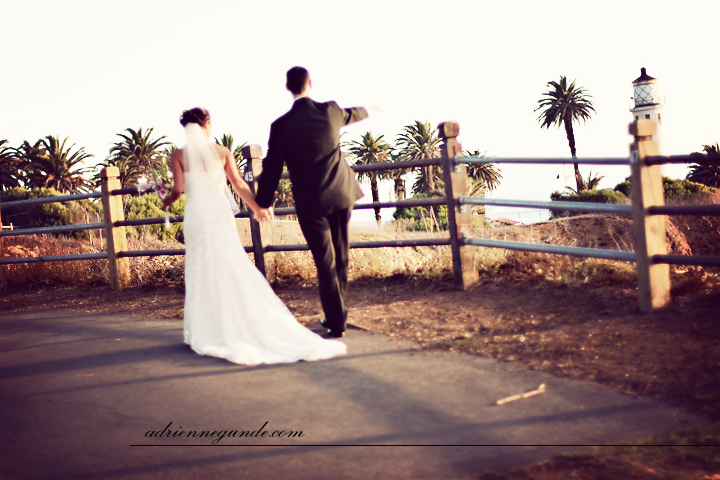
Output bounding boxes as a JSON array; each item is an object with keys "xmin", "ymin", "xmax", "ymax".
[{"xmin": 162, "ymin": 107, "xmax": 347, "ymax": 365}]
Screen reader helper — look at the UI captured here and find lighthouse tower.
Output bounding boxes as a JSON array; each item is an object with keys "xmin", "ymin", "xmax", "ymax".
[{"xmin": 630, "ymin": 67, "xmax": 669, "ymax": 157}]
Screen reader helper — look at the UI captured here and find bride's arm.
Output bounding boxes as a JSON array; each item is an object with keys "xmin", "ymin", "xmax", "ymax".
[
  {"xmin": 219, "ymin": 146, "xmax": 273, "ymax": 220},
  {"xmin": 162, "ymin": 149, "xmax": 184, "ymax": 208}
]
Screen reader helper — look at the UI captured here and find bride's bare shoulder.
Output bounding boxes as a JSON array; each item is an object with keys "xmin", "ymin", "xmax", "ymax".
[
  {"xmin": 170, "ymin": 148, "xmax": 184, "ymax": 162},
  {"xmin": 212, "ymin": 143, "xmax": 231, "ymax": 156}
]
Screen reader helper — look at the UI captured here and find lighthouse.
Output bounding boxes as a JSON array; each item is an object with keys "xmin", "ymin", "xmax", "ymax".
[{"xmin": 630, "ymin": 67, "xmax": 669, "ymax": 158}]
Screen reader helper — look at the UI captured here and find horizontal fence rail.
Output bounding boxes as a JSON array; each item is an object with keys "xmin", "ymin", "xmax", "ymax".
[
  {"xmin": 2, "ymin": 192, "xmax": 103, "ymax": 208},
  {"xmin": 460, "ymin": 197, "xmax": 634, "ymax": 215},
  {"xmin": 1, "ymin": 252, "xmax": 109, "ymax": 264},
  {"xmin": 0, "ymin": 187, "xmax": 138, "ymax": 209},
  {"xmin": 1, "ymin": 119, "xmax": 717, "ymax": 312},
  {"xmin": 456, "ymin": 156, "xmax": 632, "ymax": 166},
  {"xmin": 653, "ymin": 254, "xmax": 720, "ymax": 267},
  {"xmin": 644, "ymin": 154, "xmax": 720, "ymax": 166},
  {"xmin": 264, "ymin": 238, "xmax": 451, "ymax": 253},
  {"xmin": 0, "ymin": 222, "xmax": 106, "ymax": 238},
  {"xmin": 647, "ymin": 205, "xmax": 720, "ymax": 216},
  {"xmin": 463, "ymin": 238, "xmax": 637, "ymax": 262}
]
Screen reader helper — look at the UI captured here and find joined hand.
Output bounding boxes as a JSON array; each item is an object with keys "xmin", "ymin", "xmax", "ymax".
[{"xmin": 254, "ymin": 207, "xmax": 274, "ymax": 222}]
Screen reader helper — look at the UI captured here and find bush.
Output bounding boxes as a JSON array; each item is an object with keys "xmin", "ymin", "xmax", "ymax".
[
  {"xmin": 124, "ymin": 193, "xmax": 185, "ymax": 242},
  {"xmin": 663, "ymin": 177, "xmax": 718, "ymax": 201},
  {"xmin": 0, "ymin": 187, "xmax": 102, "ymax": 239},
  {"xmin": 393, "ymin": 194, "xmax": 448, "ymax": 231},
  {"xmin": 550, "ymin": 188, "xmax": 629, "ymax": 219},
  {"xmin": 613, "ymin": 176, "xmax": 718, "ymax": 201}
]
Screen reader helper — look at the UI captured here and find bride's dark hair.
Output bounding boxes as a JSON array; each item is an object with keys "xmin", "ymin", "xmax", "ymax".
[{"xmin": 180, "ymin": 107, "xmax": 210, "ymax": 127}]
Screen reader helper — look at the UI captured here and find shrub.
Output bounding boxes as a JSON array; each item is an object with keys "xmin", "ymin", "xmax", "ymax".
[
  {"xmin": 613, "ymin": 176, "xmax": 718, "ymax": 201},
  {"xmin": 124, "ymin": 193, "xmax": 185, "ymax": 242},
  {"xmin": 550, "ymin": 188, "xmax": 629, "ymax": 219}
]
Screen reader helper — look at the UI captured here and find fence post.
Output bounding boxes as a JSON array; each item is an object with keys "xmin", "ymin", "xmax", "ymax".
[
  {"xmin": 629, "ymin": 119, "xmax": 670, "ymax": 312},
  {"xmin": 241, "ymin": 145, "xmax": 275, "ymax": 283},
  {"xmin": 439, "ymin": 122, "xmax": 479, "ymax": 290},
  {"xmin": 101, "ymin": 167, "xmax": 130, "ymax": 290}
]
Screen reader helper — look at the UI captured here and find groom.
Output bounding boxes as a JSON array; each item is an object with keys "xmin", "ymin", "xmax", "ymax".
[{"xmin": 255, "ymin": 67, "xmax": 368, "ymax": 338}]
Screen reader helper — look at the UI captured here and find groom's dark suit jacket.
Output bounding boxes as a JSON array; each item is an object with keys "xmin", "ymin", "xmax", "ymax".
[{"xmin": 255, "ymin": 97, "xmax": 367, "ymax": 218}]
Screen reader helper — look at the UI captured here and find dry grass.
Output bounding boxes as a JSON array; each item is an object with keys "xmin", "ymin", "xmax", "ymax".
[
  {"xmin": 1, "ymin": 234, "xmax": 108, "ymax": 287},
  {"xmin": 1, "ymin": 233, "xmax": 186, "ymax": 289},
  {"xmin": 4, "ymin": 201, "xmax": 716, "ymax": 291},
  {"xmin": 275, "ymin": 227, "xmax": 453, "ymax": 282}
]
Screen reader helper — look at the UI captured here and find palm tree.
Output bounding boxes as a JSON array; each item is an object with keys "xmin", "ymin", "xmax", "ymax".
[
  {"xmin": 395, "ymin": 121, "xmax": 442, "ymax": 195},
  {"xmin": 108, "ymin": 127, "xmax": 170, "ymax": 176},
  {"xmin": 215, "ymin": 134, "xmax": 248, "ymax": 172},
  {"xmin": 14, "ymin": 139, "xmax": 46, "ymax": 187},
  {"xmin": 0, "ymin": 140, "xmax": 22, "ymax": 190},
  {"xmin": 535, "ymin": 76, "xmax": 596, "ymax": 192},
  {"xmin": 389, "ymin": 151, "xmax": 410, "ymax": 201},
  {"xmin": 93, "ymin": 155, "xmax": 144, "ymax": 189},
  {"xmin": 686, "ymin": 142, "xmax": 720, "ymax": 188},
  {"xmin": 215, "ymin": 134, "xmax": 248, "ymax": 208},
  {"xmin": 349, "ymin": 132, "xmax": 392, "ymax": 222},
  {"xmin": 462, "ymin": 149, "xmax": 503, "ymax": 216},
  {"xmin": 463, "ymin": 149, "xmax": 502, "ymax": 196},
  {"xmin": 24, "ymin": 135, "xmax": 94, "ymax": 193}
]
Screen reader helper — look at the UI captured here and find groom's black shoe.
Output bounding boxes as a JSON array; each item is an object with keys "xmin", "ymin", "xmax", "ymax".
[
  {"xmin": 319, "ymin": 318, "xmax": 344, "ymax": 338},
  {"xmin": 323, "ymin": 329, "xmax": 344, "ymax": 339}
]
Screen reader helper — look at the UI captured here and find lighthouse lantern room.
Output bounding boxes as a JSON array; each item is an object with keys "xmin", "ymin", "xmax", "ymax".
[{"xmin": 630, "ymin": 67, "xmax": 669, "ymax": 157}]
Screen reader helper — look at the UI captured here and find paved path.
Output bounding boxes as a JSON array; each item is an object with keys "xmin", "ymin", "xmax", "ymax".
[{"xmin": 0, "ymin": 309, "xmax": 701, "ymax": 480}]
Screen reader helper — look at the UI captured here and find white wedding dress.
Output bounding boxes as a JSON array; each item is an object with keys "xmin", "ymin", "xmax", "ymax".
[{"xmin": 180, "ymin": 124, "xmax": 346, "ymax": 365}]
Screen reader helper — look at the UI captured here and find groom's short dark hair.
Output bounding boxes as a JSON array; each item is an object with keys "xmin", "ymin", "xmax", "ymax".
[{"xmin": 286, "ymin": 67, "xmax": 309, "ymax": 95}]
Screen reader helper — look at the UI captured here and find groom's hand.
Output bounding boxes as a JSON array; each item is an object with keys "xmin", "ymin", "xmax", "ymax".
[{"xmin": 254, "ymin": 207, "xmax": 274, "ymax": 222}]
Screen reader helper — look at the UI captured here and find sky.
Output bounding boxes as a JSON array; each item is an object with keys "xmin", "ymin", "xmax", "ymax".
[{"xmin": 2, "ymin": 0, "xmax": 719, "ymax": 224}]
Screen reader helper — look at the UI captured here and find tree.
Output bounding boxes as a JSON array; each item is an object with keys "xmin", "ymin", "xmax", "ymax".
[
  {"xmin": 462, "ymin": 149, "xmax": 503, "ymax": 216},
  {"xmin": 463, "ymin": 149, "xmax": 502, "ymax": 196},
  {"xmin": 215, "ymin": 134, "xmax": 248, "ymax": 172},
  {"xmin": 108, "ymin": 127, "xmax": 170, "ymax": 176},
  {"xmin": 686, "ymin": 142, "xmax": 720, "ymax": 188},
  {"xmin": 0, "ymin": 140, "xmax": 21, "ymax": 190},
  {"xmin": 535, "ymin": 76, "xmax": 596, "ymax": 192},
  {"xmin": 215, "ymin": 134, "xmax": 248, "ymax": 208},
  {"xmin": 23, "ymin": 136, "xmax": 94, "ymax": 193},
  {"xmin": 395, "ymin": 121, "xmax": 442, "ymax": 195},
  {"xmin": 93, "ymin": 154, "xmax": 144, "ymax": 189},
  {"xmin": 348, "ymin": 132, "xmax": 392, "ymax": 222},
  {"xmin": 14, "ymin": 139, "xmax": 46, "ymax": 187}
]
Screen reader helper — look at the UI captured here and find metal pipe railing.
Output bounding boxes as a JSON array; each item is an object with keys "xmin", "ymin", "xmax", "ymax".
[
  {"xmin": 456, "ymin": 156, "xmax": 631, "ymax": 166},
  {"xmin": 463, "ymin": 237, "xmax": 636, "ymax": 262},
  {"xmin": 0, "ymin": 252, "xmax": 109, "ymax": 265},
  {"xmin": 460, "ymin": 197, "xmax": 634, "ymax": 215},
  {"xmin": 0, "ymin": 222, "xmax": 105, "ymax": 238},
  {"xmin": 652, "ymin": 254, "xmax": 720, "ymax": 267},
  {"xmin": 647, "ymin": 205, "xmax": 720, "ymax": 216}
]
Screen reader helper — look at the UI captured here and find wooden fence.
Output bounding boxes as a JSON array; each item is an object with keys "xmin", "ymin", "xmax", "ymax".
[{"xmin": 1, "ymin": 119, "xmax": 719, "ymax": 312}]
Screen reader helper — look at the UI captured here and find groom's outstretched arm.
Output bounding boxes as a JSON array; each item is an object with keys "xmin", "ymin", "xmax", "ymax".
[
  {"xmin": 333, "ymin": 102, "xmax": 368, "ymax": 126},
  {"xmin": 255, "ymin": 125, "xmax": 284, "ymax": 209}
]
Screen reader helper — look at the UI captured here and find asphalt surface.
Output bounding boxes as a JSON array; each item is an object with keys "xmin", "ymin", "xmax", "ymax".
[{"xmin": 0, "ymin": 308, "xmax": 702, "ymax": 480}]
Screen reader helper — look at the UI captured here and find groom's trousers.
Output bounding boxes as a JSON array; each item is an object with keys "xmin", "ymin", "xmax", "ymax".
[{"xmin": 298, "ymin": 207, "xmax": 352, "ymax": 332}]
